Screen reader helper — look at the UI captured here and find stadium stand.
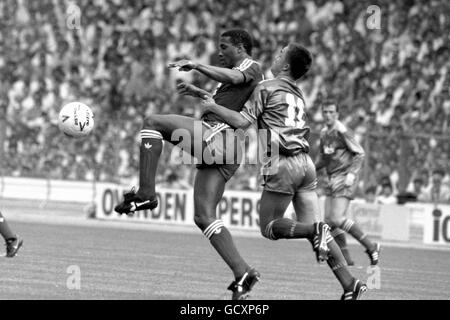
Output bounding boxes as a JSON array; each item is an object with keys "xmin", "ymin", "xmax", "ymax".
[{"xmin": 0, "ymin": 0, "xmax": 449, "ymax": 202}]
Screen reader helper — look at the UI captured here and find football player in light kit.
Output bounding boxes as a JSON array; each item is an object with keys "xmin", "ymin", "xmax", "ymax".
[
  {"xmin": 201, "ymin": 43, "xmax": 367, "ymax": 299},
  {"xmin": 115, "ymin": 29, "xmax": 262, "ymax": 299},
  {"xmin": 315, "ymin": 101, "xmax": 380, "ymax": 266},
  {"xmin": 0, "ymin": 211, "xmax": 23, "ymax": 257}
]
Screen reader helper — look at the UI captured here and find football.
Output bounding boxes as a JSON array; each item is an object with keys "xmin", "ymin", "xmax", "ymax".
[{"xmin": 58, "ymin": 102, "xmax": 95, "ymax": 138}]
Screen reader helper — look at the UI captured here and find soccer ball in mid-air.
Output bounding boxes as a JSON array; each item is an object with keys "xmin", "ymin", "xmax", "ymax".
[{"xmin": 58, "ymin": 102, "xmax": 95, "ymax": 138}]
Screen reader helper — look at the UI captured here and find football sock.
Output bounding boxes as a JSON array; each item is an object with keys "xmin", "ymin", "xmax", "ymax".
[
  {"xmin": 204, "ymin": 220, "xmax": 249, "ymax": 279},
  {"xmin": 138, "ymin": 129, "xmax": 163, "ymax": 198},
  {"xmin": 266, "ymin": 218, "xmax": 315, "ymax": 240},
  {"xmin": 326, "ymin": 239, "xmax": 354, "ymax": 291},
  {"xmin": 341, "ymin": 219, "xmax": 374, "ymax": 251},
  {"xmin": 0, "ymin": 212, "xmax": 16, "ymax": 241},
  {"xmin": 331, "ymin": 227, "xmax": 353, "ymax": 264}
]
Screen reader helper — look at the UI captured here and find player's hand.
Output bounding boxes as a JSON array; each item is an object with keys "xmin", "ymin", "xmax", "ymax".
[
  {"xmin": 344, "ymin": 173, "xmax": 356, "ymax": 186},
  {"xmin": 200, "ymin": 96, "xmax": 216, "ymax": 114},
  {"xmin": 176, "ymin": 82, "xmax": 199, "ymax": 97},
  {"xmin": 168, "ymin": 59, "xmax": 197, "ymax": 72}
]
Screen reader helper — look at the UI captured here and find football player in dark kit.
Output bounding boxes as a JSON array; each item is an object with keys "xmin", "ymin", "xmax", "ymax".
[
  {"xmin": 115, "ymin": 29, "xmax": 263, "ymax": 299},
  {"xmin": 201, "ymin": 43, "xmax": 368, "ymax": 299}
]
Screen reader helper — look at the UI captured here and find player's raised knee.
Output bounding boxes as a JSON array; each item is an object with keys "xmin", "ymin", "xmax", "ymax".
[
  {"xmin": 325, "ymin": 216, "xmax": 343, "ymax": 228},
  {"xmin": 260, "ymin": 221, "xmax": 278, "ymax": 240},
  {"xmin": 193, "ymin": 213, "xmax": 214, "ymax": 231},
  {"xmin": 143, "ymin": 114, "xmax": 164, "ymax": 131}
]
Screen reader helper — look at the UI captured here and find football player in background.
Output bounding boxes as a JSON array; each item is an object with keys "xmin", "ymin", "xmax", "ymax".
[
  {"xmin": 201, "ymin": 43, "xmax": 367, "ymax": 299},
  {"xmin": 115, "ymin": 29, "xmax": 262, "ymax": 299},
  {"xmin": 0, "ymin": 211, "xmax": 23, "ymax": 257},
  {"xmin": 315, "ymin": 101, "xmax": 380, "ymax": 266}
]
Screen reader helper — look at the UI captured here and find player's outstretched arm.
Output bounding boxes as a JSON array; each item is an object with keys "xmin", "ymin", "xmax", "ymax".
[
  {"xmin": 169, "ymin": 60, "xmax": 245, "ymax": 84},
  {"xmin": 201, "ymin": 97, "xmax": 251, "ymax": 129},
  {"xmin": 194, "ymin": 63, "xmax": 245, "ymax": 84}
]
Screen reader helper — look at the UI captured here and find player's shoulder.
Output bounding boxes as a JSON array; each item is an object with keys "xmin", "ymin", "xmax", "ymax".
[
  {"xmin": 234, "ymin": 58, "xmax": 261, "ymax": 72},
  {"xmin": 255, "ymin": 78, "xmax": 282, "ymax": 91}
]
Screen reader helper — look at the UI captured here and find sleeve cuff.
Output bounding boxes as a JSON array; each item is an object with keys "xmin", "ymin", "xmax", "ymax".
[{"xmin": 240, "ymin": 111, "xmax": 255, "ymax": 123}]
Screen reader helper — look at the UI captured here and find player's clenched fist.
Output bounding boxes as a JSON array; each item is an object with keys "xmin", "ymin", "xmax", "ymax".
[
  {"xmin": 176, "ymin": 82, "xmax": 197, "ymax": 97},
  {"xmin": 168, "ymin": 59, "xmax": 197, "ymax": 72}
]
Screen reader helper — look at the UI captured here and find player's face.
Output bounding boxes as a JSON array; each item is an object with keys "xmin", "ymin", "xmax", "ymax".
[
  {"xmin": 322, "ymin": 104, "xmax": 339, "ymax": 126},
  {"xmin": 271, "ymin": 46, "xmax": 289, "ymax": 76},
  {"xmin": 218, "ymin": 37, "xmax": 239, "ymax": 68}
]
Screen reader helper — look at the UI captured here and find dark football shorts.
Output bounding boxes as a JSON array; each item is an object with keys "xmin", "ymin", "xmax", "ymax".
[
  {"xmin": 262, "ymin": 152, "xmax": 317, "ymax": 195},
  {"xmin": 324, "ymin": 172, "xmax": 358, "ymax": 200},
  {"xmin": 196, "ymin": 122, "xmax": 241, "ymax": 181}
]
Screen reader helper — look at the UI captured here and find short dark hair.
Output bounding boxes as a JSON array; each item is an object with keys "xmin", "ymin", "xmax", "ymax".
[
  {"xmin": 322, "ymin": 99, "xmax": 339, "ymax": 112},
  {"xmin": 286, "ymin": 43, "xmax": 312, "ymax": 80},
  {"xmin": 221, "ymin": 29, "xmax": 253, "ymax": 55}
]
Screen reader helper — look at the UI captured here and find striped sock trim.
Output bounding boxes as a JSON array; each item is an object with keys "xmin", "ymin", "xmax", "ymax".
[
  {"xmin": 326, "ymin": 233, "xmax": 334, "ymax": 244},
  {"xmin": 341, "ymin": 219, "xmax": 355, "ymax": 233},
  {"xmin": 289, "ymin": 221, "xmax": 296, "ymax": 238},
  {"xmin": 141, "ymin": 129, "xmax": 163, "ymax": 140},
  {"xmin": 204, "ymin": 220, "xmax": 225, "ymax": 240},
  {"xmin": 331, "ymin": 228, "xmax": 345, "ymax": 237},
  {"xmin": 264, "ymin": 221, "xmax": 278, "ymax": 240}
]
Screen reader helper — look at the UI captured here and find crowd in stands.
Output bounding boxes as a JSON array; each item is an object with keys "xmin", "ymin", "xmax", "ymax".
[{"xmin": 0, "ymin": 0, "xmax": 449, "ymax": 204}]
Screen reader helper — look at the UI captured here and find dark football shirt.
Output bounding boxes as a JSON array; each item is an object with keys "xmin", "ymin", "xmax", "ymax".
[{"xmin": 202, "ymin": 58, "xmax": 263, "ymax": 126}]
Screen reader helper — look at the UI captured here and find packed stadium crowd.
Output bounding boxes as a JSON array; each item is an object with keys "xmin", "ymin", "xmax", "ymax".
[{"xmin": 0, "ymin": 0, "xmax": 449, "ymax": 203}]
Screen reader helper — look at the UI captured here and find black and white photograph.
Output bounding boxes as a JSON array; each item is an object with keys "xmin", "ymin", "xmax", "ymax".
[{"xmin": 0, "ymin": 0, "xmax": 449, "ymax": 305}]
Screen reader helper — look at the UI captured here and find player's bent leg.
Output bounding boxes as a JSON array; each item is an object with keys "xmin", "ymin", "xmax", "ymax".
[
  {"xmin": 259, "ymin": 190, "xmax": 320, "ymax": 242},
  {"xmin": 293, "ymin": 193, "xmax": 365, "ymax": 295},
  {"xmin": 194, "ymin": 168, "xmax": 258, "ymax": 299},
  {"xmin": 259, "ymin": 190, "xmax": 294, "ymax": 240},
  {"xmin": 292, "ymin": 191, "xmax": 330, "ymax": 263},
  {"xmin": 115, "ymin": 115, "xmax": 203, "ymax": 215},
  {"xmin": 330, "ymin": 227, "xmax": 354, "ymax": 266},
  {"xmin": 139, "ymin": 114, "xmax": 201, "ymax": 196},
  {"xmin": 333, "ymin": 197, "xmax": 381, "ymax": 265},
  {"xmin": 326, "ymin": 197, "xmax": 354, "ymax": 266},
  {"xmin": 325, "ymin": 196, "xmax": 348, "ymax": 228}
]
